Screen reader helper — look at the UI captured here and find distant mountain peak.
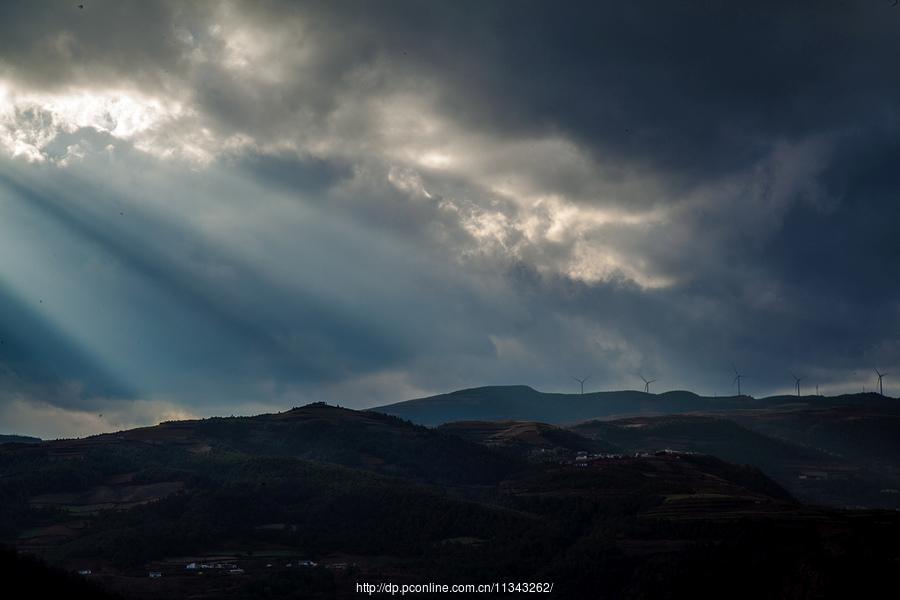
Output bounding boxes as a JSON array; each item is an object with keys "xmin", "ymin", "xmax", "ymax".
[{"xmin": 0, "ymin": 433, "xmax": 42, "ymax": 445}]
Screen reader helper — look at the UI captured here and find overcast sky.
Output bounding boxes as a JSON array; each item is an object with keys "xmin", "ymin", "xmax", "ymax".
[{"xmin": 1, "ymin": 1, "xmax": 899, "ymax": 438}]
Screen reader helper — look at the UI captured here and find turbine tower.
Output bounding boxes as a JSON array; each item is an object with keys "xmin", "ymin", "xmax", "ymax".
[
  {"xmin": 732, "ymin": 364, "xmax": 745, "ymax": 397},
  {"xmin": 791, "ymin": 373, "xmax": 802, "ymax": 398},
  {"xmin": 573, "ymin": 375, "xmax": 590, "ymax": 395},
  {"xmin": 874, "ymin": 368, "xmax": 888, "ymax": 396},
  {"xmin": 639, "ymin": 374, "xmax": 658, "ymax": 393}
]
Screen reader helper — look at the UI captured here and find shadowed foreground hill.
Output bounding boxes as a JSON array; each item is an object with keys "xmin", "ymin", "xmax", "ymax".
[
  {"xmin": 571, "ymin": 414, "xmax": 900, "ymax": 509},
  {"xmin": 437, "ymin": 420, "xmax": 621, "ymax": 458},
  {"xmin": 572, "ymin": 415, "xmax": 809, "ymax": 464},
  {"xmin": 727, "ymin": 404, "xmax": 900, "ymax": 467},
  {"xmin": 16, "ymin": 402, "xmax": 519, "ymax": 486},
  {"xmin": 3, "ymin": 403, "xmax": 900, "ymax": 599},
  {"xmin": 0, "ymin": 545, "xmax": 124, "ymax": 600}
]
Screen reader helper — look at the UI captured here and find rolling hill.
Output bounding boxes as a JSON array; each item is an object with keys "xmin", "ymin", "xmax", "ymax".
[
  {"xmin": 0, "ymin": 434, "xmax": 41, "ymax": 445},
  {"xmin": 14, "ymin": 402, "xmax": 521, "ymax": 487},
  {"xmin": 373, "ymin": 385, "xmax": 899, "ymax": 426}
]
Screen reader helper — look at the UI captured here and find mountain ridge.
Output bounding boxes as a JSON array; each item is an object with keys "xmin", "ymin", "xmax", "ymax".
[{"xmin": 372, "ymin": 385, "xmax": 897, "ymax": 426}]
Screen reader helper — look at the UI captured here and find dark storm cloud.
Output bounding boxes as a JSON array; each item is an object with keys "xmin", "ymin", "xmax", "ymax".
[
  {"xmin": 0, "ymin": 0, "xmax": 201, "ymax": 88},
  {"xmin": 289, "ymin": 0, "xmax": 900, "ymax": 195},
  {"xmin": 3, "ymin": 1, "xmax": 899, "ymax": 173},
  {"xmin": 1, "ymin": 0, "xmax": 899, "ymax": 436}
]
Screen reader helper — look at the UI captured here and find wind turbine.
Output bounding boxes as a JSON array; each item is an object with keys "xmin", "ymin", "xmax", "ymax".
[
  {"xmin": 639, "ymin": 374, "xmax": 658, "ymax": 393},
  {"xmin": 573, "ymin": 376, "xmax": 590, "ymax": 395},
  {"xmin": 874, "ymin": 368, "xmax": 888, "ymax": 396},
  {"xmin": 732, "ymin": 364, "xmax": 745, "ymax": 397},
  {"xmin": 791, "ymin": 373, "xmax": 802, "ymax": 398}
]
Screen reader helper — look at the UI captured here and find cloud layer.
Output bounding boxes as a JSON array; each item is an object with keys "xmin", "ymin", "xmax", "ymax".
[{"xmin": 1, "ymin": 0, "xmax": 899, "ymax": 437}]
